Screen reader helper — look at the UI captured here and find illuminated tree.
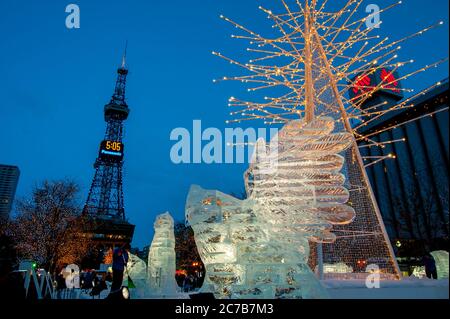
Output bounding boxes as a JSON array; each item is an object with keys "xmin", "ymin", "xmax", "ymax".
[
  {"xmin": 214, "ymin": 0, "xmax": 446, "ymax": 153},
  {"xmin": 103, "ymin": 248, "xmax": 113, "ymax": 265},
  {"xmin": 174, "ymin": 221, "xmax": 203, "ymax": 273},
  {"xmin": 6, "ymin": 180, "xmax": 93, "ymax": 273},
  {"xmin": 213, "ymin": 0, "xmax": 447, "ymax": 279}
]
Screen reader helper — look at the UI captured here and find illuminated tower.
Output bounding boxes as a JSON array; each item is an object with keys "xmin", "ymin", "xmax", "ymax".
[{"xmin": 83, "ymin": 52, "xmax": 135, "ymax": 246}]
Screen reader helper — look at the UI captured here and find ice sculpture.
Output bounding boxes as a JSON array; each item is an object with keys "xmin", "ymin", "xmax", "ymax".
[
  {"xmin": 147, "ymin": 212, "xmax": 179, "ymax": 296},
  {"xmin": 430, "ymin": 251, "xmax": 449, "ymax": 279},
  {"xmin": 186, "ymin": 117, "xmax": 354, "ymax": 298},
  {"xmin": 315, "ymin": 263, "xmax": 354, "ymax": 275},
  {"xmin": 126, "ymin": 253, "xmax": 148, "ymax": 298},
  {"xmin": 411, "ymin": 266, "xmax": 426, "ymax": 279}
]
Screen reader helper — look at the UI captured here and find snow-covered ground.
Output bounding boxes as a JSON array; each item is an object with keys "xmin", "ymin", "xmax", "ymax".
[
  {"xmin": 77, "ymin": 286, "xmax": 191, "ymax": 300},
  {"xmin": 72, "ymin": 278, "xmax": 448, "ymax": 299},
  {"xmin": 323, "ymin": 277, "xmax": 449, "ymax": 299}
]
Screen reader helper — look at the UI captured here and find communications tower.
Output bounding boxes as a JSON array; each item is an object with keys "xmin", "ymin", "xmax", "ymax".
[{"xmin": 83, "ymin": 52, "xmax": 135, "ymax": 247}]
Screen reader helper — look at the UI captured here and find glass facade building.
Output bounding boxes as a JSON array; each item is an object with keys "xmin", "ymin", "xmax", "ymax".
[
  {"xmin": 0, "ymin": 164, "xmax": 20, "ymax": 220},
  {"xmin": 358, "ymin": 79, "xmax": 449, "ymax": 246}
]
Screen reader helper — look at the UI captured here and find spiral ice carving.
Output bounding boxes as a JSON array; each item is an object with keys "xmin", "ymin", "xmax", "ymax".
[{"xmin": 186, "ymin": 117, "xmax": 354, "ymax": 298}]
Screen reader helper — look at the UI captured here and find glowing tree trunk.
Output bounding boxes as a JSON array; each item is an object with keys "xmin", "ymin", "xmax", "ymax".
[{"xmin": 305, "ymin": 4, "xmax": 400, "ymax": 279}]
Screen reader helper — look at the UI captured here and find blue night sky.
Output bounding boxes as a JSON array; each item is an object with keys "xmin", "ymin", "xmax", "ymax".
[{"xmin": 0, "ymin": 0, "xmax": 448, "ymax": 248}]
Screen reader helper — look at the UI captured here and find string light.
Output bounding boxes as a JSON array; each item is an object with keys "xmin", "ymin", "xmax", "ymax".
[
  {"xmin": 214, "ymin": 1, "xmax": 446, "ymax": 160},
  {"xmin": 212, "ymin": 0, "xmax": 447, "ymax": 281}
]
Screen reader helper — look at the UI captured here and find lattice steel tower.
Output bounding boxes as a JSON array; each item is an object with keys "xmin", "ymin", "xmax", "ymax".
[{"xmin": 83, "ymin": 52, "xmax": 134, "ymax": 245}]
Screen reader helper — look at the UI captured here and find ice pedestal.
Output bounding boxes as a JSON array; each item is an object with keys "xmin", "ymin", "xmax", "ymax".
[
  {"xmin": 186, "ymin": 118, "xmax": 354, "ymax": 299},
  {"xmin": 147, "ymin": 212, "xmax": 179, "ymax": 296}
]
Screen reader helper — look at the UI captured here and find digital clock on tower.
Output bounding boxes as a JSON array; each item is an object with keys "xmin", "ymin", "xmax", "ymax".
[{"xmin": 99, "ymin": 140, "xmax": 124, "ymax": 162}]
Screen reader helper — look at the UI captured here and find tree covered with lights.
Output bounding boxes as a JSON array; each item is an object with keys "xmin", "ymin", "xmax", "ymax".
[{"xmin": 213, "ymin": 0, "xmax": 447, "ymax": 279}]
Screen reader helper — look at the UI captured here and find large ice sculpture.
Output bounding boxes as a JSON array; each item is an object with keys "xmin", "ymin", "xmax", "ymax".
[
  {"xmin": 147, "ymin": 212, "xmax": 179, "ymax": 296},
  {"xmin": 186, "ymin": 117, "xmax": 354, "ymax": 298},
  {"xmin": 430, "ymin": 251, "xmax": 449, "ymax": 279}
]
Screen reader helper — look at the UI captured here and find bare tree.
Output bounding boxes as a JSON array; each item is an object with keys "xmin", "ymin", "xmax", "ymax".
[
  {"xmin": 393, "ymin": 180, "xmax": 449, "ymax": 247},
  {"xmin": 174, "ymin": 222, "xmax": 203, "ymax": 270},
  {"xmin": 5, "ymin": 180, "xmax": 93, "ymax": 273},
  {"xmin": 103, "ymin": 248, "xmax": 113, "ymax": 265}
]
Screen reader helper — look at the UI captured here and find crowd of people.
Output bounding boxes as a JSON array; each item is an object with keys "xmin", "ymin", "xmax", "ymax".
[
  {"xmin": 181, "ymin": 274, "xmax": 200, "ymax": 292},
  {"xmin": 53, "ymin": 243, "xmax": 130, "ymax": 299},
  {"xmin": 2, "ymin": 240, "xmax": 442, "ymax": 300}
]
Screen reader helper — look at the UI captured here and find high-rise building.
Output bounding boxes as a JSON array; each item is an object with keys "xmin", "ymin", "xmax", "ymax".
[{"xmin": 0, "ymin": 165, "xmax": 20, "ymax": 220}]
